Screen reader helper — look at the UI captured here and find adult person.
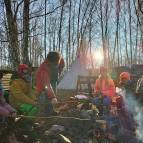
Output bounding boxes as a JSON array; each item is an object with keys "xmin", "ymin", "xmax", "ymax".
[
  {"xmin": 93, "ymin": 67, "xmax": 115, "ymax": 115},
  {"xmin": 35, "ymin": 51, "xmax": 61, "ymax": 116},
  {"xmin": 117, "ymin": 72, "xmax": 135, "ymax": 94},
  {"xmin": 116, "ymin": 72, "xmax": 137, "ymax": 142},
  {"xmin": 94, "ymin": 66, "xmax": 116, "ymax": 97},
  {"xmin": 10, "ymin": 64, "xmax": 38, "ymax": 115}
]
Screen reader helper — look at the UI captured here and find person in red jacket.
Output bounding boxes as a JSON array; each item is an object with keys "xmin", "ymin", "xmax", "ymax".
[
  {"xmin": 94, "ymin": 66, "xmax": 116, "ymax": 97},
  {"xmin": 36, "ymin": 51, "xmax": 61, "ymax": 116}
]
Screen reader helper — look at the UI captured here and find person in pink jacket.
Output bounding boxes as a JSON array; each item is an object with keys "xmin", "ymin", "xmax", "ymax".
[
  {"xmin": 94, "ymin": 66, "xmax": 116, "ymax": 97},
  {"xmin": 0, "ymin": 71, "xmax": 16, "ymax": 117}
]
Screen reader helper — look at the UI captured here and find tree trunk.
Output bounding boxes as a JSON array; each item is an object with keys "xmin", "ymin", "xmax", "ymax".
[
  {"xmin": 68, "ymin": 0, "xmax": 72, "ymax": 65},
  {"xmin": 76, "ymin": 0, "xmax": 82, "ymax": 52},
  {"xmin": 104, "ymin": 0, "xmax": 109, "ymax": 67},
  {"xmin": 80, "ymin": 0, "xmax": 90, "ymax": 35},
  {"xmin": 44, "ymin": 0, "xmax": 47, "ymax": 57},
  {"xmin": 53, "ymin": 18, "xmax": 56, "ymax": 51},
  {"xmin": 89, "ymin": 13, "xmax": 94, "ymax": 70},
  {"xmin": 124, "ymin": 2, "xmax": 130, "ymax": 64},
  {"xmin": 22, "ymin": 0, "xmax": 30, "ymax": 64},
  {"xmin": 100, "ymin": 0, "xmax": 106, "ymax": 67},
  {"xmin": 71, "ymin": 1, "xmax": 76, "ymax": 62},
  {"xmin": 138, "ymin": 0, "xmax": 143, "ymax": 32},
  {"xmin": 4, "ymin": 0, "xmax": 20, "ymax": 69},
  {"xmin": 58, "ymin": 0, "xmax": 65, "ymax": 52},
  {"xmin": 128, "ymin": 0, "xmax": 133, "ymax": 65},
  {"xmin": 134, "ymin": 20, "xmax": 139, "ymax": 63},
  {"xmin": 116, "ymin": 12, "xmax": 120, "ymax": 66}
]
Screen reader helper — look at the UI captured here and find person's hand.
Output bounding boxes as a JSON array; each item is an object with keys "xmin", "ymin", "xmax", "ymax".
[
  {"xmin": 51, "ymin": 98, "xmax": 58, "ymax": 104},
  {"xmin": 33, "ymin": 101, "xmax": 38, "ymax": 106},
  {"xmin": 93, "ymin": 91, "xmax": 100, "ymax": 96}
]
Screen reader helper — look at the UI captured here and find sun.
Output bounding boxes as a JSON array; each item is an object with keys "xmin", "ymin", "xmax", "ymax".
[
  {"xmin": 89, "ymin": 50, "xmax": 104, "ymax": 67},
  {"xmin": 94, "ymin": 51, "xmax": 104, "ymax": 61},
  {"xmin": 86, "ymin": 49, "xmax": 104, "ymax": 68}
]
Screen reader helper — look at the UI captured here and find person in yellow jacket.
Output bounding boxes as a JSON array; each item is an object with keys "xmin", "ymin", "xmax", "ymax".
[{"xmin": 10, "ymin": 64, "xmax": 38, "ymax": 115}]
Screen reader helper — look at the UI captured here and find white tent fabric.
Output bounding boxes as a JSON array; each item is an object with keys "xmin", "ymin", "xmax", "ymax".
[{"xmin": 57, "ymin": 58, "xmax": 89, "ymax": 90}]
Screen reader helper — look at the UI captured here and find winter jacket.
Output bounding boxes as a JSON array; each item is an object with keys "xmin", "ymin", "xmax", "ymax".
[
  {"xmin": 10, "ymin": 78, "xmax": 36, "ymax": 108},
  {"xmin": 94, "ymin": 77, "xmax": 115, "ymax": 97},
  {"xmin": 35, "ymin": 60, "xmax": 55, "ymax": 99}
]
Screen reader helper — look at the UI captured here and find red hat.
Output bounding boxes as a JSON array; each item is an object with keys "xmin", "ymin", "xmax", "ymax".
[
  {"xmin": 17, "ymin": 64, "xmax": 29, "ymax": 76},
  {"xmin": 120, "ymin": 72, "xmax": 130, "ymax": 80}
]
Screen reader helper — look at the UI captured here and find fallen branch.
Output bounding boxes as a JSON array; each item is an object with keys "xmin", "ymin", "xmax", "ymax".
[{"xmin": 17, "ymin": 115, "xmax": 90, "ymax": 121}]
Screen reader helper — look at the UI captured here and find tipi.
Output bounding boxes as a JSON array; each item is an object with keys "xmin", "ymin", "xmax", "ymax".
[{"xmin": 57, "ymin": 39, "xmax": 89, "ymax": 90}]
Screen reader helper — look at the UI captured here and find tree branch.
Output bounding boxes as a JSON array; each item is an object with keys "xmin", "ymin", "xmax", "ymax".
[
  {"xmin": 138, "ymin": 0, "xmax": 143, "ymax": 14},
  {"xmin": 14, "ymin": 0, "xmax": 24, "ymax": 20},
  {"xmin": 30, "ymin": 0, "xmax": 38, "ymax": 4},
  {"xmin": 30, "ymin": 5, "xmax": 63, "ymax": 19}
]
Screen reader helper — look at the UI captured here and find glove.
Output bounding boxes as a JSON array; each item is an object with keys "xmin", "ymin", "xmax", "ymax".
[{"xmin": 51, "ymin": 98, "xmax": 58, "ymax": 104}]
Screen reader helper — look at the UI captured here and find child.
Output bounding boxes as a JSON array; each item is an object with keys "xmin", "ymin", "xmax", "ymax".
[{"xmin": 0, "ymin": 71, "xmax": 16, "ymax": 117}]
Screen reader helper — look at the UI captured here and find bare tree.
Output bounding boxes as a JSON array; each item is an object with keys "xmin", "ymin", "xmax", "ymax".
[
  {"xmin": 58, "ymin": 0, "xmax": 67, "ymax": 52},
  {"xmin": 4, "ymin": 0, "xmax": 21, "ymax": 68},
  {"xmin": 1, "ymin": 0, "xmax": 143, "ymax": 70},
  {"xmin": 22, "ymin": 0, "xmax": 30, "ymax": 64},
  {"xmin": 128, "ymin": 0, "xmax": 133, "ymax": 64},
  {"xmin": 100, "ymin": 0, "xmax": 109, "ymax": 67},
  {"xmin": 67, "ymin": 0, "xmax": 72, "ymax": 66},
  {"xmin": 76, "ymin": 0, "xmax": 82, "ymax": 52}
]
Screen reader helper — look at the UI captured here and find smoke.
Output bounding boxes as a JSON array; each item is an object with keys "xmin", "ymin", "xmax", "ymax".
[{"xmin": 123, "ymin": 92, "xmax": 143, "ymax": 142}]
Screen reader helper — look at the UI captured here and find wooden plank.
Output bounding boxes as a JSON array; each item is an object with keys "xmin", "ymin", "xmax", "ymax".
[{"xmin": 2, "ymin": 73, "xmax": 12, "ymax": 90}]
